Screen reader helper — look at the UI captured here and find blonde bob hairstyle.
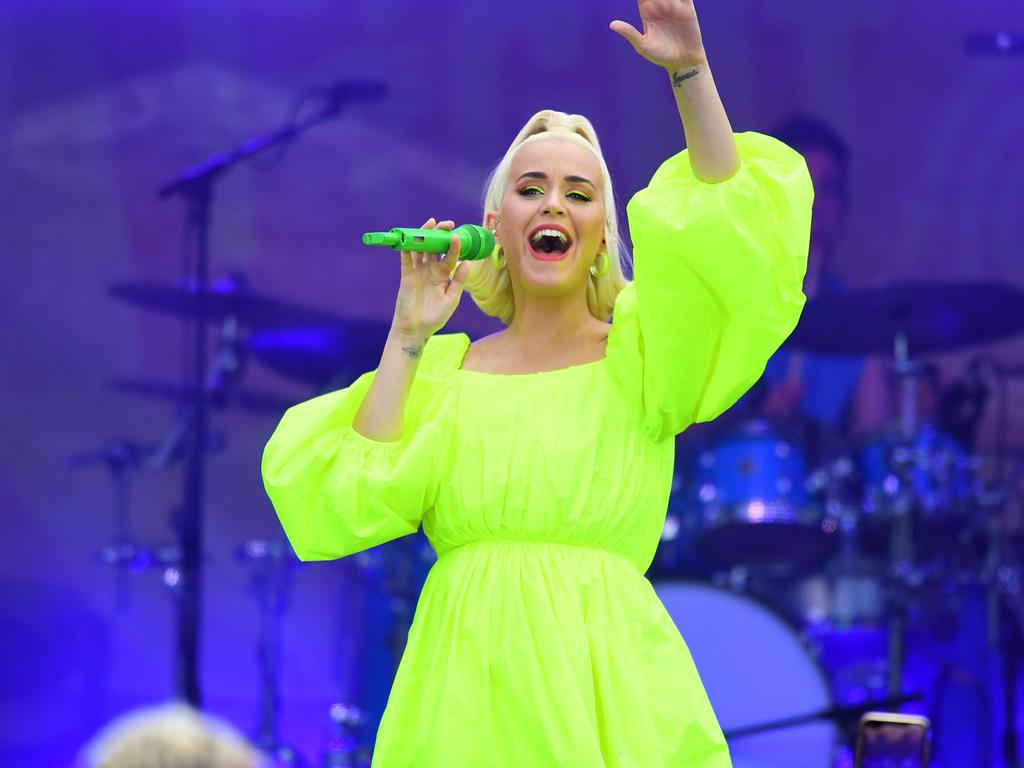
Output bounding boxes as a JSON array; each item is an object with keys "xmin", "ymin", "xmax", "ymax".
[{"xmin": 465, "ymin": 110, "xmax": 630, "ymax": 325}]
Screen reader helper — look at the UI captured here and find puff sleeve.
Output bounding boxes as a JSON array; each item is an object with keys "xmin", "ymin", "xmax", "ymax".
[
  {"xmin": 606, "ymin": 131, "xmax": 812, "ymax": 442},
  {"xmin": 261, "ymin": 337, "xmax": 458, "ymax": 561}
]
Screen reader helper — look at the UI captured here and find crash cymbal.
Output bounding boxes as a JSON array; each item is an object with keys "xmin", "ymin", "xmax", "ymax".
[
  {"xmin": 109, "ymin": 275, "xmax": 349, "ymax": 330},
  {"xmin": 108, "ymin": 377, "xmax": 298, "ymax": 414},
  {"xmin": 788, "ymin": 282, "xmax": 1024, "ymax": 357},
  {"xmin": 247, "ymin": 321, "xmax": 391, "ymax": 388}
]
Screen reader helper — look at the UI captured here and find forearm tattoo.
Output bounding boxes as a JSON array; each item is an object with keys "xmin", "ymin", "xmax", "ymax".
[
  {"xmin": 671, "ymin": 68, "xmax": 699, "ymax": 88},
  {"xmin": 401, "ymin": 343, "xmax": 423, "ymax": 360}
]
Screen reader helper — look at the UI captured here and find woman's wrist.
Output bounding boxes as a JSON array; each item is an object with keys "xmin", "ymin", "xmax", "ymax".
[
  {"xmin": 388, "ymin": 327, "xmax": 429, "ymax": 357},
  {"xmin": 663, "ymin": 51, "xmax": 708, "ymax": 78}
]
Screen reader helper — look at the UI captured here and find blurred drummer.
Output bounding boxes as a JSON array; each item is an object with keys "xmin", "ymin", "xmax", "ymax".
[{"xmin": 742, "ymin": 116, "xmax": 887, "ymax": 441}]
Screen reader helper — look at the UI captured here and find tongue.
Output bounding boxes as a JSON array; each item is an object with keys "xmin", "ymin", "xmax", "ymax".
[{"xmin": 537, "ymin": 236, "xmax": 566, "ymax": 253}]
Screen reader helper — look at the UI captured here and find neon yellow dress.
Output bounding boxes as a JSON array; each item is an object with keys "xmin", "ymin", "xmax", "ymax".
[{"xmin": 262, "ymin": 132, "xmax": 811, "ymax": 767}]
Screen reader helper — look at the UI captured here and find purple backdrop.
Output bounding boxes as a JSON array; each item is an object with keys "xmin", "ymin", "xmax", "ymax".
[{"xmin": 1, "ymin": 1, "xmax": 1022, "ymax": 765}]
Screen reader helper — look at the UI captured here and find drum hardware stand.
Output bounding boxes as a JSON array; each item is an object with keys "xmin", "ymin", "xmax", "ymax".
[
  {"xmin": 323, "ymin": 702, "xmax": 371, "ymax": 768},
  {"xmin": 154, "ymin": 80, "xmax": 385, "ymax": 706},
  {"xmin": 990, "ymin": 373, "xmax": 1022, "ymax": 765},
  {"xmin": 722, "ymin": 691, "xmax": 923, "ymax": 742},
  {"xmin": 69, "ymin": 438, "xmax": 194, "ymax": 606},
  {"xmin": 384, "ymin": 552, "xmax": 417, "ymax": 667},
  {"xmin": 712, "ymin": 565, "xmax": 750, "ymax": 594},
  {"xmin": 886, "ymin": 327, "xmax": 924, "ymax": 700},
  {"xmin": 991, "ymin": 556, "xmax": 1024, "ymax": 766},
  {"xmin": 978, "ymin": 358, "xmax": 1023, "ymax": 766},
  {"xmin": 982, "ymin": 519, "xmax": 1024, "ymax": 767},
  {"xmin": 381, "ymin": 536, "xmax": 435, "ymax": 667},
  {"xmin": 236, "ymin": 538, "xmax": 311, "ymax": 767},
  {"xmin": 351, "ymin": 536, "xmax": 434, "ymax": 763},
  {"xmin": 69, "ymin": 438, "xmax": 146, "ymax": 610},
  {"xmin": 148, "ymin": 313, "xmax": 243, "ymax": 471},
  {"xmin": 997, "ymin": 559, "xmax": 1023, "ymax": 767}
]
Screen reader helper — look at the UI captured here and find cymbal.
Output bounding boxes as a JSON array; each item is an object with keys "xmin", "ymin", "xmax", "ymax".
[
  {"xmin": 109, "ymin": 276, "xmax": 349, "ymax": 330},
  {"xmin": 108, "ymin": 377, "xmax": 298, "ymax": 414},
  {"xmin": 247, "ymin": 322, "xmax": 391, "ymax": 387},
  {"xmin": 788, "ymin": 282, "xmax": 1024, "ymax": 357}
]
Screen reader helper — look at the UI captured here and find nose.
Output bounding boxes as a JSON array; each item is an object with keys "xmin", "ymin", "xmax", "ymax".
[{"xmin": 542, "ymin": 194, "xmax": 566, "ymax": 216}]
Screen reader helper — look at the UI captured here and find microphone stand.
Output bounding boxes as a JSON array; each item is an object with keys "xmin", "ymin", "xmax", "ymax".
[
  {"xmin": 987, "ymin": 361, "xmax": 1023, "ymax": 766},
  {"xmin": 887, "ymin": 324, "xmax": 920, "ymax": 701},
  {"xmin": 154, "ymin": 80, "xmax": 386, "ymax": 706}
]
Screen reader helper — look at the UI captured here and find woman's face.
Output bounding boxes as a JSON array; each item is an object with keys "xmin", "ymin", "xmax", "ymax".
[{"xmin": 487, "ymin": 138, "xmax": 606, "ymax": 298}]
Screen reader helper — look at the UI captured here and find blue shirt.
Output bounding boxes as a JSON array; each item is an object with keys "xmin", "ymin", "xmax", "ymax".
[{"xmin": 735, "ymin": 273, "xmax": 863, "ymax": 431}]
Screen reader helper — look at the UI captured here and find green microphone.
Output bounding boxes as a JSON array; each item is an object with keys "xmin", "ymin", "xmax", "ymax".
[{"xmin": 362, "ymin": 224, "xmax": 495, "ymax": 261}]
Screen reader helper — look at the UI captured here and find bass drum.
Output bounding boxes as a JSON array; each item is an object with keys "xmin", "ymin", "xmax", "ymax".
[{"xmin": 654, "ymin": 582, "xmax": 837, "ymax": 768}]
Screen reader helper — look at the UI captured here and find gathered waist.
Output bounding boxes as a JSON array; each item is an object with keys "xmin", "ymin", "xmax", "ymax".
[{"xmin": 434, "ymin": 536, "xmax": 643, "ymax": 576}]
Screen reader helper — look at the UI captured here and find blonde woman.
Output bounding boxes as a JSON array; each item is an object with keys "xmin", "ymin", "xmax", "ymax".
[
  {"xmin": 76, "ymin": 703, "xmax": 267, "ymax": 768},
  {"xmin": 262, "ymin": 1, "xmax": 812, "ymax": 765}
]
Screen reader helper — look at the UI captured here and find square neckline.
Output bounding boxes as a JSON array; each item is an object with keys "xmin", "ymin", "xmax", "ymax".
[{"xmin": 453, "ymin": 332, "xmax": 609, "ymax": 377}]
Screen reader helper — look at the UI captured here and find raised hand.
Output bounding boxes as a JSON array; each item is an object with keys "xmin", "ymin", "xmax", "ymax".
[{"xmin": 610, "ymin": 0, "xmax": 706, "ymax": 71}]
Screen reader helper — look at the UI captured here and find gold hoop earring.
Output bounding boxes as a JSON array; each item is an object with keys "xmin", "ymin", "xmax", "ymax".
[
  {"xmin": 590, "ymin": 252, "xmax": 609, "ymax": 277},
  {"xmin": 491, "ymin": 244, "xmax": 506, "ymax": 270}
]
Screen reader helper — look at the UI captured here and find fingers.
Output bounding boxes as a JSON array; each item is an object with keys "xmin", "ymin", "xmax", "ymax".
[
  {"xmin": 450, "ymin": 258, "xmax": 471, "ymax": 288},
  {"xmin": 411, "ymin": 218, "xmax": 454, "ymax": 270},
  {"xmin": 609, "ymin": 19, "xmax": 643, "ymax": 48},
  {"xmin": 441, "ymin": 233, "xmax": 461, "ymax": 272},
  {"xmin": 407, "ymin": 217, "xmax": 433, "ymax": 271}
]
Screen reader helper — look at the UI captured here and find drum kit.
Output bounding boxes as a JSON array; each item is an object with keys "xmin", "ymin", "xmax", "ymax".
[{"xmin": 652, "ymin": 282, "xmax": 1024, "ymax": 766}]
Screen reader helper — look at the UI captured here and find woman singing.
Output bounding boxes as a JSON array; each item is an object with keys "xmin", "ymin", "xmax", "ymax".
[{"xmin": 262, "ymin": 1, "xmax": 812, "ymax": 765}]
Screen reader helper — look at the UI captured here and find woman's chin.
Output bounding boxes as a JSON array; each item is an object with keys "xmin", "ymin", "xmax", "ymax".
[{"xmin": 514, "ymin": 259, "xmax": 590, "ymax": 296}]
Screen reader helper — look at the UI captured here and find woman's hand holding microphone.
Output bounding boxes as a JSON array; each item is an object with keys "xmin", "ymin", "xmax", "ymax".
[
  {"xmin": 391, "ymin": 217, "xmax": 473, "ymax": 344},
  {"xmin": 355, "ymin": 216, "xmax": 474, "ymax": 441}
]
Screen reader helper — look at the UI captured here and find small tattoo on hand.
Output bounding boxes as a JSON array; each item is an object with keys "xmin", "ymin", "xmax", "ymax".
[
  {"xmin": 671, "ymin": 69, "xmax": 699, "ymax": 87},
  {"xmin": 402, "ymin": 344, "xmax": 423, "ymax": 360}
]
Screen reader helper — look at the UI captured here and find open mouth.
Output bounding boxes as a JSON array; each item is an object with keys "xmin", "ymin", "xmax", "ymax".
[{"xmin": 527, "ymin": 225, "xmax": 573, "ymax": 261}]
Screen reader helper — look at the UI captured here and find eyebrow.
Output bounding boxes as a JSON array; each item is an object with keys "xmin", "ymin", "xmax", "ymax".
[{"xmin": 516, "ymin": 171, "xmax": 595, "ymax": 187}]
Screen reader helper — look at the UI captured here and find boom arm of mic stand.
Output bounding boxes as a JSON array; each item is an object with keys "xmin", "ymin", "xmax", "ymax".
[
  {"xmin": 156, "ymin": 83, "xmax": 380, "ymax": 199},
  {"xmin": 158, "ymin": 116, "xmax": 303, "ymax": 199}
]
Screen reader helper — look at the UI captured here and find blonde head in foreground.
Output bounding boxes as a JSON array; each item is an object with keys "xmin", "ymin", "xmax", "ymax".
[{"xmin": 76, "ymin": 701, "xmax": 268, "ymax": 768}]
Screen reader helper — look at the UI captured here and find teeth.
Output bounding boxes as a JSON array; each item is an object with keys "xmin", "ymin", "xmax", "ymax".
[{"xmin": 530, "ymin": 228, "xmax": 569, "ymax": 245}]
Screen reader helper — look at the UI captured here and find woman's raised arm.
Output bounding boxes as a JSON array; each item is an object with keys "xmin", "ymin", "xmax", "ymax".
[{"xmin": 611, "ymin": 0, "xmax": 740, "ymax": 183}]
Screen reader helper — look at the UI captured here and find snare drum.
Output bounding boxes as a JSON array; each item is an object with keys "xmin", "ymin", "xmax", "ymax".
[
  {"xmin": 681, "ymin": 420, "xmax": 839, "ymax": 571},
  {"xmin": 654, "ymin": 581, "xmax": 837, "ymax": 767}
]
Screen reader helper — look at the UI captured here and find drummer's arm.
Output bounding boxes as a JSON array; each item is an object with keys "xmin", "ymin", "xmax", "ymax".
[{"xmin": 850, "ymin": 356, "xmax": 891, "ymax": 440}]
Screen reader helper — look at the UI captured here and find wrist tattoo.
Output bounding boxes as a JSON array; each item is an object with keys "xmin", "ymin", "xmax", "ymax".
[
  {"xmin": 671, "ymin": 68, "xmax": 699, "ymax": 88},
  {"xmin": 401, "ymin": 343, "xmax": 423, "ymax": 360}
]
